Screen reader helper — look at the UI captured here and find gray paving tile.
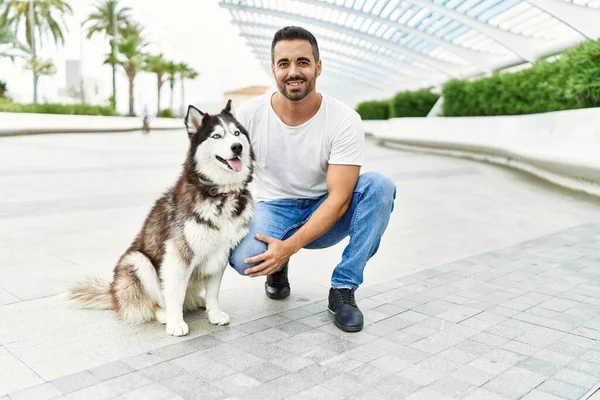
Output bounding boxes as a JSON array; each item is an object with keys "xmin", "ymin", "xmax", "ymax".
[
  {"xmin": 536, "ymin": 378, "xmax": 588, "ymax": 400},
  {"xmin": 471, "ymin": 332, "xmax": 510, "ymax": 347},
  {"xmin": 427, "ymin": 376, "xmax": 478, "ymax": 398},
  {"xmin": 242, "ymin": 362, "xmax": 288, "ymax": 383},
  {"xmin": 8, "ymin": 383, "xmax": 62, "ymax": 400},
  {"xmin": 122, "ymin": 351, "xmax": 166, "ymax": 370},
  {"xmin": 211, "ymin": 372, "xmax": 261, "ymax": 395},
  {"xmin": 467, "ymin": 357, "xmax": 512, "ymax": 375},
  {"xmin": 212, "ymin": 327, "xmax": 249, "ymax": 342},
  {"xmin": 520, "ymin": 389, "xmax": 565, "ymax": 400},
  {"xmin": 501, "ymin": 366, "xmax": 547, "ymax": 387},
  {"xmin": 501, "ymin": 340, "xmax": 540, "ymax": 356},
  {"xmin": 534, "ymin": 349, "xmax": 577, "ymax": 368},
  {"xmin": 88, "ymin": 361, "xmax": 134, "ymax": 381},
  {"xmin": 516, "ymin": 357, "xmax": 563, "ymax": 376},
  {"xmin": 581, "ymin": 349, "xmax": 600, "ymax": 364},
  {"xmin": 200, "ymin": 343, "xmax": 264, "ymax": 372},
  {"xmin": 49, "ymin": 371, "xmax": 102, "ymax": 394},
  {"xmin": 277, "ymin": 320, "xmax": 314, "ymax": 336},
  {"xmin": 297, "ymin": 312, "xmax": 332, "ymax": 328},
  {"xmin": 437, "ymin": 305, "xmax": 482, "ymax": 323},
  {"xmin": 462, "ymin": 387, "xmax": 512, "ymax": 399},
  {"xmin": 101, "ymin": 372, "xmax": 154, "ymax": 392},
  {"xmin": 138, "ymin": 361, "xmax": 189, "ymax": 382},
  {"xmin": 286, "ymin": 385, "xmax": 344, "ymax": 400},
  {"xmin": 438, "ymin": 347, "xmax": 480, "ymax": 365},
  {"xmin": 117, "ymin": 383, "xmax": 176, "ymax": 400},
  {"xmin": 483, "ymin": 348, "xmax": 527, "ymax": 366},
  {"xmin": 448, "ymin": 365, "xmax": 496, "ymax": 387},
  {"xmin": 552, "ymin": 368, "xmax": 598, "ymax": 390},
  {"xmin": 566, "ymin": 359, "xmax": 600, "ymax": 376},
  {"xmin": 318, "ymin": 354, "xmax": 363, "ymax": 373},
  {"xmin": 454, "ymin": 339, "xmax": 495, "ymax": 356},
  {"xmin": 410, "ymin": 331, "xmax": 463, "ymax": 354},
  {"xmin": 460, "ymin": 311, "xmax": 507, "ymax": 330},
  {"xmin": 353, "ymin": 375, "xmax": 423, "ymax": 400},
  {"xmin": 482, "ymin": 375, "xmax": 538, "ymax": 399}
]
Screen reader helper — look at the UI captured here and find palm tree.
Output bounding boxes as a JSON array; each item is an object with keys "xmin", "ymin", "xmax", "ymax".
[
  {"xmin": 144, "ymin": 53, "xmax": 167, "ymax": 117},
  {"xmin": 116, "ymin": 25, "xmax": 147, "ymax": 116},
  {"xmin": 164, "ymin": 60, "xmax": 178, "ymax": 114},
  {"xmin": 0, "ymin": 25, "xmax": 28, "ymax": 61},
  {"xmin": 178, "ymin": 62, "xmax": 198, "ymax": 116},
  {"xmin": 1, "ymin": 0, "xmax": 73, "ymax": 103},
  {"xmin": 84, "ymin": 0, "xmax": 131, "ymax": 110},
  {"xmin": 24, "ymin": 55, "xmax": 56, "ymax": 92}
]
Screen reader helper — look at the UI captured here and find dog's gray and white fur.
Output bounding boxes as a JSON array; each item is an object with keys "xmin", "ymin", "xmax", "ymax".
[{"xmin": 68, "ymin": 100, "xmax": 254, "ymax": 336}]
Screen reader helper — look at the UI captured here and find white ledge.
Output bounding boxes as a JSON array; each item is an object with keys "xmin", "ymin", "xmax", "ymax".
[{"xmin": 363, "ymin": 108, "xmax": 600, "ymax": 197}]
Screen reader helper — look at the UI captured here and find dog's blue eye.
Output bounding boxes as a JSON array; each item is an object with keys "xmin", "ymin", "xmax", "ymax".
[
  {"xmin": 212, "ymin": 134, "xmax": 221, "ymax": 139},
  {"xmin": 234, "ymin": 130, "xmax": 240, "ymax": 136}
]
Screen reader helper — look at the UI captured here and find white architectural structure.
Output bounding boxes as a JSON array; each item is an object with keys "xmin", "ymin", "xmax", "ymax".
[{"xmin": 219, "ymin": 0, "xmax": 600, "ymax": 105}]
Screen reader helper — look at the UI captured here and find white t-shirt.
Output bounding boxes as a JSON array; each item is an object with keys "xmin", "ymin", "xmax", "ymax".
[{"xmin": 234, "ymin": 92, "xmax": 365, "ymax": 202}]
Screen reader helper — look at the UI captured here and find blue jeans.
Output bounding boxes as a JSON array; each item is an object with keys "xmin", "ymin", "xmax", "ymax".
[{"xmin": 228, "ymin": 171, "xmax": 397, "ymax": 290}]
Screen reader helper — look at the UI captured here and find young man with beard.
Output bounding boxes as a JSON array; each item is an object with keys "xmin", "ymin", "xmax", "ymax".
[{"xmin": 228, "ymin": 26, "xmax": 396, "ymax": 332}]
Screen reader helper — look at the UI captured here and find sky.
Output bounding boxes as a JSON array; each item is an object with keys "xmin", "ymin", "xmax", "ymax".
[{"xmin": 0, "ymin": 0, "xmax": 276, "ymax": 115}]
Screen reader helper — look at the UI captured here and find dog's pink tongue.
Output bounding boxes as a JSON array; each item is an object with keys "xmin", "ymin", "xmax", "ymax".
[{"xmin": 227, "ymin": 158, "xmax": 243, "ymax": 172}]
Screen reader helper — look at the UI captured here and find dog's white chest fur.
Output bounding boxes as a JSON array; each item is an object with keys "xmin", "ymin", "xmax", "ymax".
[{"xmin": 184, "ymin": 196, "xmax": 252, "ymax": 275}]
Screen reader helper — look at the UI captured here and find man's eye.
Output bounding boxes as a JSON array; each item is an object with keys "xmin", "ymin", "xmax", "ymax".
[{"xmin": 212, "ymin": 134, "xmax": 221, "ymax": 139}]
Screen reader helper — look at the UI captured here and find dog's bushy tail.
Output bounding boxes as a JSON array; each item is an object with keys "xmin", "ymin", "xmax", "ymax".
[{"xmin": 68, "ymin": 277, "xmax": 113, "ymax": 310}]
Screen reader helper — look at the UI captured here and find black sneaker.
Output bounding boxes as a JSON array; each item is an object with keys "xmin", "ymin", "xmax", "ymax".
[
  {"xmin": 328, "ymin": 288, "xmax": 363, "ymax": 332},
  {"xmin": 265, "ymin": 263, "xmax": 290, "ymax": 300}
]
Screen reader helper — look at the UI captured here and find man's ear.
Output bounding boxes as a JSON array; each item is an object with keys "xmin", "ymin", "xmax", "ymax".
[
  {"xmin": 223, "ymin": 99, "xmax": 233, "ymax": 114},
  {"xmin": 316, "ymin": 59, "xmax": 322, "ymax": 78},
  {"xmin": 185, "ymin": 105, "xmax": 205, "ymax": 136}
]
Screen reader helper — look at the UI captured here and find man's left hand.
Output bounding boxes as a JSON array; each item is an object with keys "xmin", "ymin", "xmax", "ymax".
[{"xmin": 243, "ymin": 234, "xmax": 297, "ymax": 277}]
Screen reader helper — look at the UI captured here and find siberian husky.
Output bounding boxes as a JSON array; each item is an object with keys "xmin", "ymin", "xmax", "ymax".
[{"xmin": 68, "ymin": 100, "xmax": 254, "ymax": 336}]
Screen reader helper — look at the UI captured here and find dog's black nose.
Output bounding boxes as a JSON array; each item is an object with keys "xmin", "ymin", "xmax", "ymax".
[{"xmin": 231, "ymin": 143, "xmax": 243, "ymax": 155}]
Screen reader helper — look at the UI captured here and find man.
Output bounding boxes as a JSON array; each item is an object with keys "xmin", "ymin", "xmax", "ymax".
[{"xmin": 229, "ymin": 26, "xmax": 396, "ymax": 332}]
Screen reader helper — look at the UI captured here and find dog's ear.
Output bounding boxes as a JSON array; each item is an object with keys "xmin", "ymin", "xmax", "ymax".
[
  {"xmin": 185, "ymin": 105, "xmax": 205, "ymax": 136},
  {"xmin": 223, "ymin": 99, "xmax": 233, "ymax": 114}
]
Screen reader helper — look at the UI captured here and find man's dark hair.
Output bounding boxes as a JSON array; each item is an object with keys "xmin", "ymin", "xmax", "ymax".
[{"xmin": 271, "ymin": 26, "xmax": 320, "ymax": 63}]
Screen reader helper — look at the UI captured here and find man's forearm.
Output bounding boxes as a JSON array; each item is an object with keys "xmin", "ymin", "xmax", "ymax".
[{"xmin": 285, "ymin": 197, "xmax": 350, "ymax": 253}]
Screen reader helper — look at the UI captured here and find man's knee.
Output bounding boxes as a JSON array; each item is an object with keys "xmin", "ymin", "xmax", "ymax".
[
  {"xmin": 229, "ymin": 237, "xmax": 267, "ymax": 276},
  {"xmin": 358, "ymin": 171, "xmax": 396, "ymax": 205}
]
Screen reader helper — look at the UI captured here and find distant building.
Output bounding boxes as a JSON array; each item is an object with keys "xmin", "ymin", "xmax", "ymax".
[{"xmin": 223, "ymin": 85, "xmax": 271, "ymax": 108}]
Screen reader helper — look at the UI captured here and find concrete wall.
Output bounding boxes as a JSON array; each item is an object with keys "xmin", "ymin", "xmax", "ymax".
[
  {"xmin": 363, "ymin": 108, "xmax": 600, "ymax": 197},
  {"xmin": 0, "ymin": 112, "xmax": 183, "ymax": 136}
]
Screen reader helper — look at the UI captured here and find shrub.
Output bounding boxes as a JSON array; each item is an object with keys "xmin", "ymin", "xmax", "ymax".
[
  {"xmin": 356, "ymin": 100, "xmax": 390, "ymax": 120},
  {"xmin": 442, "ymin": 39, "xmax": 600, "ymax": 116},
  {"xmin": 390, "ymin": 89, "xmax": 440, "ymax": 118},
  {"xmin": 0, "ymin": 80, "xmax": 6, "ymax": 98},
  {"xmin": 0, "ymin": 100, "xmax": 118, "ymax": 116},
  {"xmin": 159, "ymin": 108, "xmax": 175, "ymax": 118}
]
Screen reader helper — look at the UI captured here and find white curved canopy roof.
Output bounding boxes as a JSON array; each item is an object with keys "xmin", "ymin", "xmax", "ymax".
[{"xmin": 220, "ymin": 0, "xmax": 600, "ymax": 104}]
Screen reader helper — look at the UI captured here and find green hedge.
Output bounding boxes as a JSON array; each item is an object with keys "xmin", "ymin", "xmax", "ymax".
[
  {"xmin": 356, "ymin": 89, "xmax": 440, "ymax": 119},
  {"xmin": 442, "ymin": 39, "xmax": 600, "ymax": 116},
  {"xmin": 0, "ymin": 99, "xmax": 118, "ymax": 116},
  {"xmin": 356, "ymin": 100, "xmax": 390, "ymax": 120},
  {"xmin": 390, "ymin": 89, "xmax": 439, "ymax": 118},
  {"xmin": 159, "ymin": 108, "xmax": 175, "ymax": 118},
  {"xmin": 356, "ymin": 39, "xmax": 600, "ymax": 118}
]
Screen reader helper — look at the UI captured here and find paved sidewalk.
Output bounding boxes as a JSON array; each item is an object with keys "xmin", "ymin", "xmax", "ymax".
[
  {"xmin": 5, "ymin": 223, "xmax": 600, "ymax": 400},
  {"xmin": 2, "ymin": 130, "xmax": 600, "ymax": 399}
]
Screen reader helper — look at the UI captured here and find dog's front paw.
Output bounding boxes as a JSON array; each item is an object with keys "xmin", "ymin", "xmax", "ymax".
[
  {"xmin": 166, "ymin": 320, "xmax": 189, "ymax": 336},
  {"xmin": 208, "ymin": 310, "xmax": 230, "ymax": 325}
]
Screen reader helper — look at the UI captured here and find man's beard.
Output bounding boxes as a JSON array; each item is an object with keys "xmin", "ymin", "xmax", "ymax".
[{"xmin": 277, "ymin": 75, "xmax": 316, "ymax": 101}]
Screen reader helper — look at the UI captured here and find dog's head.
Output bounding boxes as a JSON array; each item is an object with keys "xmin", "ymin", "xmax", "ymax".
[{"xmin": 184, "ymin": 100, "xmax": 254, "ymax": 187}]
